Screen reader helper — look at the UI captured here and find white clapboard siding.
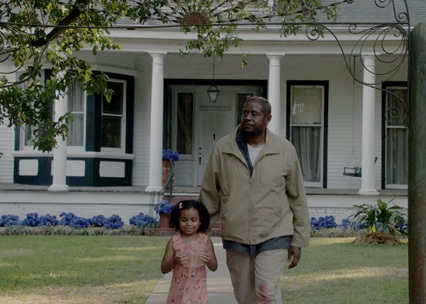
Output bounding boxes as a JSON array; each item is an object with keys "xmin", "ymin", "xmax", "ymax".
[{"xmin": 0, "ymin": 121, "xmax": 15, "ymax": 183}]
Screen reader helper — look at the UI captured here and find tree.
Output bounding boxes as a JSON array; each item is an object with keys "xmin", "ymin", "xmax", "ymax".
[{"xmin": 0, "ymin": 0, "xmax": 344, "ymax": 151}]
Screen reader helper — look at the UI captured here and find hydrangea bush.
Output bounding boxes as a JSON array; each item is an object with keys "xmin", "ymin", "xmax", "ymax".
[
  {"xmin": 154, "ymin": 200, "xmax": 175, "ymax": 215},
  {"xmin": 0, "ymin": 215, "xmax": 19, "ymax": 227},
  {"xmin": 0, "ymin": 212, "xmax": 154, "ymax": 231},
  {"xmin": 129, "ymin": 213, "xmax": 156, "ymax": 228}
]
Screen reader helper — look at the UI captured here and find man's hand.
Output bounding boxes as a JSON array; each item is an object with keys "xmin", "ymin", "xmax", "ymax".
[{"xmin": 287, "ymin": 246, "xmax": 301, "ymax": 269}]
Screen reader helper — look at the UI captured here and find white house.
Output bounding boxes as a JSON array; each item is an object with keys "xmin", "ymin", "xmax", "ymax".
[{"xmin": 1, "ymin": 0, "xmax": 422, "ymax": 224}]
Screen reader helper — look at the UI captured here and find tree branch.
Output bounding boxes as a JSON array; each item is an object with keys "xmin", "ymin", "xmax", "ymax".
[{"xmin": 31, "ymin": 0, "xmax": 89, "ymax": 48}]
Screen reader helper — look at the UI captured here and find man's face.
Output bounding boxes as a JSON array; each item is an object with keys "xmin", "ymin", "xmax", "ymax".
[{"xmin": 240, "ymin": 100, "xmax": 271, "ymax": 136}]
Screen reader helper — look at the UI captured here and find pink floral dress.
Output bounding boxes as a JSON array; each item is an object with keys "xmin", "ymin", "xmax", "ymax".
[{"xmin": 166, "ymin": 233, "xmax": 209, "ymax": 304}]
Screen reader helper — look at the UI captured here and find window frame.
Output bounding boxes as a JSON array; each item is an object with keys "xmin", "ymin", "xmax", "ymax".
[
  {"xmin": 381, "ymin": 82, "xmax": 408, "ymax": 189},
  {"xmin": 171, "ymin": 88, "xmax": 196, "ymax": 160},
  {"xmin": 67, "ymin": 81, "xmax": 87, "ymax": 151},
  {"xmin": 100, "ymin": 79, "xmax": 127, "ymax": 153},
  {"xmin": 287, "ymin": 81, "xmax": 329, "ymax": 188}
]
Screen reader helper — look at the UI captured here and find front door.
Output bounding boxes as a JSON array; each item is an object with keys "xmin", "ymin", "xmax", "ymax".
[
  {"xmin": 170, "ymin": 84, "xmax": 263, "ymax": 187},
  {"xmin": 197, "ymin": 110, "xmax": 233, "ymax": 185}
]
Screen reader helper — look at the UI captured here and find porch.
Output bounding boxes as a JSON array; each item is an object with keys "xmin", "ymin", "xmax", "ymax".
[{"xmin": 0, "ymin": 183, "xmax": 408, "ymax": 226}]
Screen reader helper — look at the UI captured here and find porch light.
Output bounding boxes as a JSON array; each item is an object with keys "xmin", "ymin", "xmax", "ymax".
[
  {"xmin": 207, "ymin": 56, "xmax": 220, "ymax": 103},
  {"xmin": 207, "ymin": 83, "xmax": 220, "ymax": 103}
]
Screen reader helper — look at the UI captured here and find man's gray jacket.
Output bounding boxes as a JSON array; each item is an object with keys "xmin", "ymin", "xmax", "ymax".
[{"xmin": 199, "ymin": 127, "xmax": 310, "ymax": 248}]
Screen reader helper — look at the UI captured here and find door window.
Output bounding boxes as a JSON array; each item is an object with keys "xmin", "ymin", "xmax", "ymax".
[{"xmin": 177, "ymin": 93, "xmax": 194, "ymax": 155}]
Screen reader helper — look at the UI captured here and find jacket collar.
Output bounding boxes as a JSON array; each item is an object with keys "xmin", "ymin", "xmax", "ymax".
[{"xmin": 223, "ymin": 126, "xmax": 281, "ymax": 159}]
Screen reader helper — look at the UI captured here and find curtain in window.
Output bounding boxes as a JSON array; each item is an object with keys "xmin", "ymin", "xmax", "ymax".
[
  {"xmin": 67, "ymin": 83, "xmax": 84, "ymax": 146},
  {"xmin": 386, "ymin": 128, "xmax": 408, "ymax": 184},
  {"xmin": 386, "ymin": 88, "xmax": 408, "ymax": 185},
  {"xmin": 290, "ymin": 86, "xmax": 323, "ymax": 183},
  {"xmin": 292, "ymin": 126, "xmax": 321, "ymax": 182}
]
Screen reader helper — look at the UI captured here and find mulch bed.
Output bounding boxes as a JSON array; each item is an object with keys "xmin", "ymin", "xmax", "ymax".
[{"xmin": 353, "ymin": 232, "xmax": 404, "ymax": 245}]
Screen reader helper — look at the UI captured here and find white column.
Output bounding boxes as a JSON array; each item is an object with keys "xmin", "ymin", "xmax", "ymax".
[
  {"xmin": 358, "ymin": 55, "xmax": 379, "ymax": 195},
  {"xmin": 146, "ymin": 52, "xmax": 166, "ymax": 192},
  {"xmin": 49, "ymin": 90, "xmax": 69, "ymax": 192},
  {"xmin": 267, "ymin": 54, "xmax": 284, "ymax": 135}
]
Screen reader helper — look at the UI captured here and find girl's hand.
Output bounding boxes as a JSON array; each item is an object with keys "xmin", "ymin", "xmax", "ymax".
[
  {"xmin": 174, "ymin": 251, "xmax": 189, "ymax": 266},
  {"xmin": 200, "ymin": 252, "xmax": 211, "ymax": 264}
]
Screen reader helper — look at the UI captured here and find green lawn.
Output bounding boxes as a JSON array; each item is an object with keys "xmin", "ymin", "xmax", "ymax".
[
  {"xmin": 282, "ymin": 238, "xmax": 408, "ymax": 304},
  {"xmin": 0, "ymin": 236, "xmax": 168, "ymax": 304},
  {"xmin": 0, "ymin": 236, "xmax": 408, "ymax": 304}
]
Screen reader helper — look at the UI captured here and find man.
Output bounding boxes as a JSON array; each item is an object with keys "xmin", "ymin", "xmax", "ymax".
[{"xmin": 199, "ymin": 96, "xmax": 310, "ymax": 304}]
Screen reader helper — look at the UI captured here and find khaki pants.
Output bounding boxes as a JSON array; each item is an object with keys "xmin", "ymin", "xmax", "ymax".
[{"xmin": 226, "ymin": 249, "xmax": 288, "ymax": 304}]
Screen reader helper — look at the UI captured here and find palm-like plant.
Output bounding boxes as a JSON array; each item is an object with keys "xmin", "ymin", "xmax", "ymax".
[{"xmin": 350, "ymin": 198, "xmax": 407, "ymax": 236}]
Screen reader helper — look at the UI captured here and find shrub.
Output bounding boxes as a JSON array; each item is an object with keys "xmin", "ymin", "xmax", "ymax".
[
  {"xmin": 154, "ymin": 200, "xmax": 174, "ymax": 215},
  {"xmin": 37, "ymin": 214, "xmax": 59, "ymax": 227},
  {"xmin": 0, "ymin": 215, "xmax": 20, "ymax": 227},
  {"xmin": 129, "ymin": 213, "xmax": 157, "ymax": 228},
  {"xmin": 89, "ymin": 215, "xmax": 106, "ymax": 227},
  {"xmin": 103, "ymin": 215, "xmax": 124, "ymax": 229},
  {"xmin": 69, "ymin": 217, "xmax": 90, "ymax": 229},
  {"xmin": 340, "ymin": 218, "xmax": 365, "ymax": 231},
  {"xmin": 350, "ymin": 198, "xmax": 408, "ymax": 235},
  {"xmin": 59, "ymin": 212, "xmax": 77, "ymax": 226},
  {"xmin": 310, "ymin": 216, "xmax": 338, "ymax": 230},
  {"xmin": 22, "ymin": 213, "xmax": 40, "ymax": 227}
]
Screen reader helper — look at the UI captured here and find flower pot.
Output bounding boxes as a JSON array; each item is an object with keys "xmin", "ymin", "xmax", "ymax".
[{"xmin": 160, "ymin": 213, "xmax": 171, "ymax": 228}]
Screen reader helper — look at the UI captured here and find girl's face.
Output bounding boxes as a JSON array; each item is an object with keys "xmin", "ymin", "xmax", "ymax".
[{"xmin": 179, "ymin": 207, "xmax": 201, "ymax": 236}]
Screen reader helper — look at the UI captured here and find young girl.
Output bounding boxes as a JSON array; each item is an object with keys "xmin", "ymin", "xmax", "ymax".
[{"xmin": 161, "ymin": 200, "xmax": 218, "ymax": 304}]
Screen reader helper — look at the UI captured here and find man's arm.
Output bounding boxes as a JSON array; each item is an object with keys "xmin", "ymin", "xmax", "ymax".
[{"xmin": 286, "ymin": 145, "xmax": 310, "ymax": 249}]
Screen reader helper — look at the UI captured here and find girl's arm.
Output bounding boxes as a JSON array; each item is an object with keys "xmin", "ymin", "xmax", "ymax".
[
  {"xmin": 161, "ymin": 239, "xmax": 188, "ymax": 274},
  {"xmin": 161, "ymin": 239, "xmax": 176, "ymax": 274},
  {"xmin": 201, "ymin": 236, "xmax": 218, "ymax": 271}
]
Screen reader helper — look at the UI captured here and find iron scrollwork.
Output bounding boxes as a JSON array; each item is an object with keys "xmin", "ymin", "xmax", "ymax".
[{"xmin": 307, "ymin": 0, "xmax": 410, "ymax": 126}]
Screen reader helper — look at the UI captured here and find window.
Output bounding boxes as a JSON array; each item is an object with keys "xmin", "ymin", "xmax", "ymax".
[
  {"xmin": 176, "ymin": 93, "xmax": 193, "ymax": 155},
  {"xmin": 101, "ymin": 80, "xmax": 126, "ymax": 150},
  {"xmin": 67, "ymin": 82, "xmax": 85, "ymax": 147},
  {"xmin": 288, "ymin": 83, "xmax": 327, "ymax": 187},
  {"xmin": 16, "ymin": 71, "xmax": 37, "ymax": 149},
  {"xmin": 384, "ymin": 86, "xmax": 408, "ymax": 188}
]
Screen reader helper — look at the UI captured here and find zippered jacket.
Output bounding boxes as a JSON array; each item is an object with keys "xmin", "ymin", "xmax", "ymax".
[{"xmin": 199, "ymin": 127, "xmax": 310, "ymax": 248}]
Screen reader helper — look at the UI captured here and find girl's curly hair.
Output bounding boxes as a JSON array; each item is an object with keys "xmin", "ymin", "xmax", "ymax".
[{"xmin": 169, "ymin": 200, "xmax": 210, "ymax": 233}]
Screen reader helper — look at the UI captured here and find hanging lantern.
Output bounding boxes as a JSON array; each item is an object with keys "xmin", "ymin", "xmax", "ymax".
[{"xmin": 207, "ymin": 56, "xmax": 220, "ymax": 102}]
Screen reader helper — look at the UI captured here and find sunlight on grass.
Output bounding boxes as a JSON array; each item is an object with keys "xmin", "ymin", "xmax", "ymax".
[
  {"xmin": 282, "ymin": 266, "xmax": 408, "ymax": 287},
  {"xmin": 310, "ymin": 237, "xmax": 356, "ymax": 246},
  {"xmin": 0, "ymin": 261, "xmax": 14, "ymax": 268},
  {"xmin": 24, "ymin": 271, "xmax": 80, "ymax": 280},
  {"xmin": 0, "ymin": 279, "xmax": 159, "ymax": 304},
  {"xmin": 111, "ymin": 246, "xmax": 163, "ymax": 252},
  {"xmin": 75, "ymin": 255, "xmax": 141, "ymax": 262}
]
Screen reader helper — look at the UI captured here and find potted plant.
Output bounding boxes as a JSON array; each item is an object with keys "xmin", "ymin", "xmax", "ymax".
[{"xmin": 154, "ymin": 199, "xmax": 175, "ymax": 228}]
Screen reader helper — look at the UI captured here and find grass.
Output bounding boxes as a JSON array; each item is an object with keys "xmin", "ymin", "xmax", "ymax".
[
  {"xmin": 282, "ymin": 238, "xmax": 408, "ymax": 304},
  {"xmin": 0, "ymin": 236, "xmax": 408, "ymax": 304},
  {"xmin": 0, "ymin": 235, "xmax": 168, "ymax": 304}
]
